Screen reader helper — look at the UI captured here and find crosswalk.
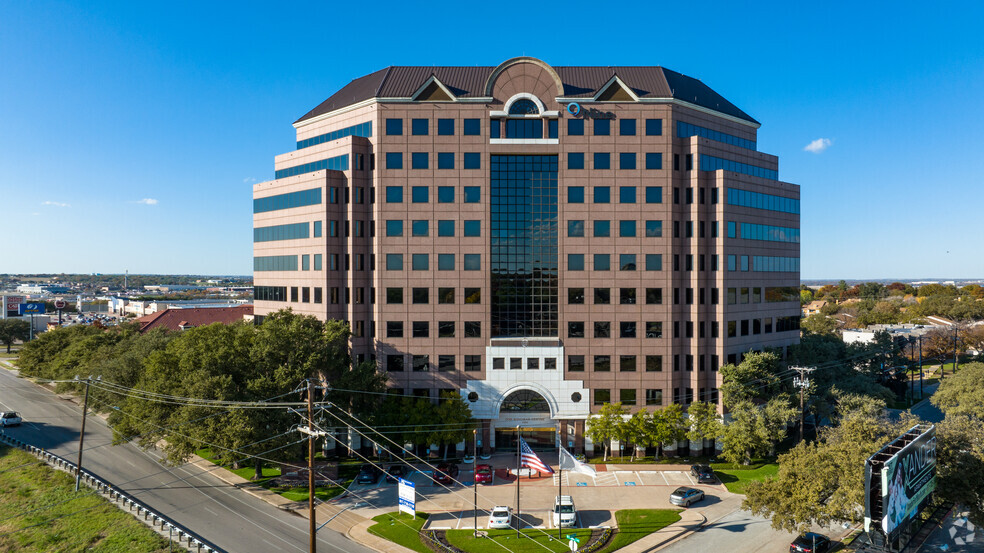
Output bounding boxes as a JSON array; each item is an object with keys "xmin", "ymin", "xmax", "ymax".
[{"xmin": 552, "ymin": 470, "xmax": 696, "ymax": 487}]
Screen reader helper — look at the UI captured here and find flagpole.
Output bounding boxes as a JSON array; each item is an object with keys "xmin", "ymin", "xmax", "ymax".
[{"xmin": 516, "ymin": 425, "xmax": 521, "ymax": 538}]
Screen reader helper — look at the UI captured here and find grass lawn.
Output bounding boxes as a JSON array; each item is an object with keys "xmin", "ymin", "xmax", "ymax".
[
  {"xmin": 596, "ymin": 509, "xmax": 682, "ymax": 553},
  {"xmin": 713, "ymin": 463, "xmax": 779, "ymax": 494},
  {"xmin": 194, "ymin": 447, "xmax": 351, "ymax": 502},
  {"xmin": 367, "ymin": 512, "xmax": 431, "ymax": 553},
  {"xmin": 447, "ymin": 528, "xmax": 594, "ymax": 553},
  {"xmin": 0, "ymin": 445, "xmax": 172, "ymax": 552}
]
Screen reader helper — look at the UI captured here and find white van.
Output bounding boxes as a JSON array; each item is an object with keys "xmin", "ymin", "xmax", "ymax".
[{"xmin": 552, "ymin": 495, "xmax": 577, "ymax": 528}]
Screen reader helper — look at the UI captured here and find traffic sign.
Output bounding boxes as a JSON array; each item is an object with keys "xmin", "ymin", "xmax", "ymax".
[{"xmin": 19, "ymin": 303, "xmax": 46, "ymax": 315}]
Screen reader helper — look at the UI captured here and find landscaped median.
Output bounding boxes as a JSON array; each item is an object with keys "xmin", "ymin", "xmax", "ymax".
[{"xmin": 367, "ymin": 509, "xmax": 682, "ymax": 553}]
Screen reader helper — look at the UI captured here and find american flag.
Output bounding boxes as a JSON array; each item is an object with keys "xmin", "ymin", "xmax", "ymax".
[{"xmin": 519, "ymin": 437, "xmax": 554, "ymax": 474}]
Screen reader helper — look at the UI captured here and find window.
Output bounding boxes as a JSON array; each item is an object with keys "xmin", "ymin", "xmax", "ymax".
[
  {"xmin": 619, "ymin": 220, "xmax": 636, "ymax": 237},
  {"xmin": 620, "ymin": 118, "xmax": 636, "ymax": 136},
  {"xmin": 386, "ymin": 288, "xmax": 403, "ymax": 304},
  {"xmin": 387, "ymin": 355, "xmax": 404, "ymax": 372},
  {"xmin": 568, "ymin": 152, "xmax": 584, "ymax": 170},
  {"xmin": 411, "ymin": 118, "xmax": 428, "ymax": 135},
  {"xmin": 568, "ymin": 355, "xmax": 585, "ymax": 372},
  {"xmin": 568, "ymin": 288, "xmax": 584, "ymax": 304},
  {"xmin": 463, "ymin": 118, "xmax": 480, "ymax": 135},
  {"xmin": 594, "ymin": 288, "xmax": 611, "ymax": 304},
  {"xmin": 568, "ymin": 321, "xmax": 585, "ymax": 338},
  {"xmin": 437, "ymin": 153, "xmax": 454, "ymax": 170},
  {"xmin": 645, "ymin": 152, "xmax": 663, "ymax": 170},
  {"xmin": 411, "ymin": 220, "xmax": 429, "ymax": 237},
  {"xmin": 412, "ymin": 288, "xmax": 428, "ymax": 304},
  {"xmin": 438, "ymin": 355, "xmax": 455, "ymax": 372},
  {"xmin": 489, "ymin": 119, "xmax": 500, "ymax": 138},
  {"xmin": 619, "ymin": 152, "xmax": 636, "ymax": 170},
  {"xmin": 438, "ymin": 253, "xmax": 455, "ymax": 270},
  {"xmin": 645, "ymin": 254, "xmax": 662, "ymax": 271},
  {"xmin": 646, "ymin": 288, "xmax": 662, "ymax": 304},
  {"xmin": 528, "ymin": 358, "xmax": 539, "ymax": 370},
  {"xmin": 568, "ymin": 119, "xmax": 584, "ymax": 135},
  {"xmin": 594, "ymin": 322, "xmax": 611, "ymax": 339},
  {"xmin": 645, "ymin": 355, "xmax": 663, "ymax": 373},
  {"xmin": 594, "ymin": 354, "xmax": 611, "ymax": 370},
  {"xmin": 463, "ymin": 254, "xmax": 480, "ymax": 270},
  {"xmin": 412, "ymin": 355, "xmax": 429, "ymax": 372},
  {"xmin": 463, "ymin": 220, "xmax": 480, "ymax": 236},
  {"xmin": 438, "ymin": 220, "xmax": 455, "ymax": 236},
  {"xmin": 464, "ymin": 355, "xmax": 481, "ymax": 371},
  {"xmin": 464, "ymin": 321, "xmax": 481, "ymax": 337},
  {"xmin": 548, "ymin": 119, "xmax": 558, "ymax": 138},
  {"xmin": 385, "ymin": 152, "xmax": 403, "ymax": 170},
  {"xmin": 411, "ymin": 153, "xmax": 429, "ymax": 170},
  {"xmin": 594, "ymin": 186, "xmax": 611, "ymax": 204},
  {"xmin": 645, "ymin": 220, "xmax": 662, "ymax": 237},
  {"xmin": 463, "ymin": 152, "xmax": 481, "ymax": 169},
  {"xmin": 314, "ymin": 254, "xmax": 322, "ymax": 270},
  {"xmin": 728, "ymin": 255, "xmax": 737, "ymax": 272},
  {"xmin": 493, "ymin": 358, "xmax": 505, "ymax": 370},
  {"xmin": 620, "ymin": 322, "xmax": 636, "ymax": 338},
  {"xmin": 386, "ymin": 253, "xmax": 403, "ymax": 271},
  {"xmin": 411, "ymin": 186, "xmax": 428, "ymax": 203},
  {"xmin": 439, "ymin": 287, "xmax": 455, "ymax": 304},
  {"xmin": 620, "ymin": 288, "xmax": 636, "ymax": 305},
  {"xmin": 594, "ymin": 220, "xmax": 610, "ymax": 237},
  {"xmin": 464, "ymin": 288, "xmax": 480, "ymax": 303},
  {"xmin": 568, "ymin": 186, "xmax": 584, "ymax": 203},
  {"xmin": 594, "ymin": 389, "xmax": 611, "ymax": 405},
  {"xmin": 386, "ymin": 118, "xmax": 403, "ymax": 135},
  {"xmin": 646, "ymin": 321, "xmax": 662, "ymax": 338},
  {"xmin": 437, "ymin": 118, "xmax": 454, "ymax": 135},
  {"xmin": 568, "ymin": 254, "xmax": 584, "ymax": 271},
  {"xmin": 594, "ymin": 119, "xmax": 610, "ymax": 136},
  {"xmin": 412, "ymin": 321, "xmax": 429, "ymax": 338},
  {"xmin": 620, "ymin": 389, "xmax": 637, "ymax": 406},
  {"xmin": 387, "ymin": 321, "xmax": 404, "ymax": 338},
  {"xmin": 594, "ymin": 254, "xmax": 610, "ymax": 271},
  {"xmin": 301, "ymin": 254, "xmax": 310, "ymax": 270},
  {"xmin": 312, "ymin": 220, "xmax": 322, "ymax": 238},
  {"xmin": 593, "ymin": 153, "xmax": 611, "ymax": 170},
  {"xmin": 645, "ymin": 186, "xmax": 662, "ymax": 204},
  {"xmin": 645, "ymin": 118, "xmax": 662, "ymax": 135},
  {"xmin": 568, "ymin": 220, "xmax": 585, "ymax": 237},
  {"xmin": 439, "ymin": 321, "xmax": 455, "ymax": 338},
  {"xmin": 412, "ymin": 253, "xmax": 428, "ymax": 270},
  {"xmin": 620, "ymin": 254, "xmax": 636, "ymax": 271},
  {"xmin": 463, "ymin": 187, "xmax": 480, "ymax": 203},
  {"xmin": 386, "ymin": 186, "xmax": 403, "ymax": 203}
]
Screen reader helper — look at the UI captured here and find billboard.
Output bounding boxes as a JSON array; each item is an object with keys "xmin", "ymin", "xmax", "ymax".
[
  {"xmin": 398, "ymin": 477, "xmax": 415, "ymax": 517},
  {"xmin": 864, "ymin": 425, "xmax": 936, "ymax": 545},
  {"xmin": 18, "ymin": 302, "xmax": 46, "ymax": 315}
]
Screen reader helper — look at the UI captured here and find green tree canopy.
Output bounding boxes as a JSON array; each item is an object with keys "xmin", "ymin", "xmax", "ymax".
[
  {"xmin": 585, "ymin": 402, "xmax": 628, "ymax": 461},
  {"xmin": 720, "ymin": 351, "xmax": 785, "ymax": 409},
  {"xmin": 932, "ymin": 362, "xmax": 984, "ymax": 419},
  {"xmin": 0, "ymin": 318, "xmax": 31, "ymax": 353}
]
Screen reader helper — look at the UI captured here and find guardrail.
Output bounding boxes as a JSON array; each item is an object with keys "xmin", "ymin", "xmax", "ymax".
[{"xmin": 0, "ymin": 433, "xmax": 226, "ymax": 553}]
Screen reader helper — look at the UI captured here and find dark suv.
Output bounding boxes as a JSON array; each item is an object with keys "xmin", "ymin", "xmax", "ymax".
[
  {"xmin": 356, "ymin": 464, "xmax": 380, "ymax": 484},
  {"xmin": 789, "ymin": 533, "xmax": 831, "ymax": 553},
  {"xmin": 690, "ymin": 464, "xmax": 715, "ymax": 484}
]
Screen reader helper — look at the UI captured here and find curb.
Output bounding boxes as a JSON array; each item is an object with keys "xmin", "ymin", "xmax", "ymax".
[
  {"xmin": 348, "ymin": 517, "xmax": 419, "ymax": 553},
  {"xmin": 636, "ymin": 510, "xmax": 707, "ymax": 553}
]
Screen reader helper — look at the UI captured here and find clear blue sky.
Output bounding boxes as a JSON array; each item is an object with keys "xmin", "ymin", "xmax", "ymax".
[{"xmin": 2, "ymin": 1, "xmax": 982, "ymax": 279}]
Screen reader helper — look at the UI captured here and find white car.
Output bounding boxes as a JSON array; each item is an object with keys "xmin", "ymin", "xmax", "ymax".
[
  {"xmin": 0, "ymin": 412, "xmax": 22, "ymax": 427},
  {"xmin": 552, "ymin": 495, "xmax": 577, "ymax": 527},
  {"xmin": 488, "ymin": 506, "xmax": 513, "ymax": 529}
]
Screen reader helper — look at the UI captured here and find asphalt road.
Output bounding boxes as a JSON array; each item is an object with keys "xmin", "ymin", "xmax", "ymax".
[
  {"xmin": 0, "ymin": 366, "xmax": 374, "ymax": 553},
  {"xmin": 660, "ymin": 509, "xmax": 845, "ymax": 553}
]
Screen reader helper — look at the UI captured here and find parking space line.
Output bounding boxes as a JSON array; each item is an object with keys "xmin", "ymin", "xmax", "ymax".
[{"xmin": 660, "ymin": 472, "xmax": 669, "ymax": 485}]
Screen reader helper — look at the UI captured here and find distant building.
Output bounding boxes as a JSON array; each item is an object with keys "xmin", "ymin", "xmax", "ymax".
[
  {"xmin": 802, "ymin": 300, "xmax": 827, "ymax": 316},
  {"xmin": 135, "ymin": 305, "xmax": 254, "ymax": 333},
  {"xmin": 16, "ymin": 284, "xmax": 71, "ymax": 295},
  {"xmin": 842, "ymin": 323, "xmax": 935, "ymax": 345}
]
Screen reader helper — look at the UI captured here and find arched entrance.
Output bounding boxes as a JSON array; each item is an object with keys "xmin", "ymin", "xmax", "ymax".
[{"xmin": 494, "ymin": 389, "xmax": 556, "ymax": 451}]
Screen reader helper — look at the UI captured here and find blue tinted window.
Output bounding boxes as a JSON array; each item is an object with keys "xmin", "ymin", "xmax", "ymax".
[
  {"xmin": 594, "ymin": 254, "xmax": 611, "ymax": 270},
  {"xmin": 727, "ymin": 221, "xmax": 737, "ymax": 238},
  {"xmin": 645, "ymin": 254, "xmax": 662, "ymax": 271},
  {"xmin": 548, "ymin": 119, "xmax": 558, "ymax": 139},
  {"xmin": 505, "ymin": 118, "xmax": 542, "ymax": 138},
  {"xmin": 645, "ymin": 220, "xmax": 662, "ymax": 237},
  {"xmin": 620, "ymin": 119, "xmax": 636, "ymax": 136},
  {"xmin": 411, "ymin": 119, "xmax": 428, "ymax": 135},
  {"xmin": 646, "ymin": 152, "xmax": 663, "ymax": 170},
  {"xmin": 437, "ymin": 152, "xmax": 454, "ymax": 169},
  {"xmin": 619, "ymin": 186, "xmax": 636, "ymax": 203},
  {"xmin": 253, "ymin": 255, "xmax": 298, "ymax": 271},
  {"xmin": 594, "ymin": 152, "xmax": 610, "ymax": 170},
  {"xmin": 490, "ymin": 119, "xmax": 501, "ymax": 138},
  {"xmin": 645, "ymin": 119, "xmax": 662, "ymax": 136},
  {"xmin": 568, "ymin": 254, "xmax": 584, "ymax": 271},
  {"xmin": 274, "ymin": 154, "xmax": 348, "ymax": 179},
  {"xmin": 740, "ymin": 223, "xmax": 800, "ymax": 243},
  {"xmin": 412, "ymin": 253, "xmax": 429, "ymax": 270},
  {"xmin": 620, "ymin": 220, "xmax": 636, "ymax": 237},
  {"xmin": 313, "ymin": 220, "xmax": 322, "ymax": 237},
  {"xmin": 463, "ymin": 119, "xmax": 480, "ymax": 135},
  {"xmin": 645, "ymin": 186, "xmax": 662, "ymax": 203},
  {"xmin": 726, "ymin": 188, "xmax": 799, "ymax": 214},
  {"xmin": 751, "ymin": 256, "xmax": 800, "ymax": 272},
  {"xmin": 678, "ymin": 121, "xmax": 756, "ymax": 150},
  {"xmin": 594, "ymin": 186, "xmax": 611, "ymax": 203},
  {"xmin": 386, "ymin": 152, "xmax": 403, "ymax": 169},
  {"xmin": 463, "ymin": 220, "xmax": 480, "ymax": 236},
  {"xmin": 253, "ymin": 188, "xmax": 321, "ymax": 213},
  {"xmin": 385, "ymin": 186, "xmax": 403, "ymax": 203},
  {"xmin": 296, "ymin": 121, "xmax": 373, "ymax": 150},
  {"xmin": 593, "ymin": 220, "xmax": 610, "ymax": 237},
  {"xmin": 619, "ymin": 152, "xmax": 636, "ymax": 170},
  {"xmin": 568, "ymin": 220, "xmax": 584, "ymax": 237},
  {"xmin": 568, "ymin": 186, "xmax": 584, "ymax": 203},
  {"xmin": 438, "ymin": 220, "xmax": 455, "ymax": 236},
  {"xmin": 437, "ymin": 119, "xmax": 454, "ymax": 135},
  {"xmin": 568, "ymin": 153, "xmax": 584, "ymax": 170},
  {"xmin": 701, "ymin": 155, "xmax": 777, "ymax": 180},
  {"xmin": 412, "ymin": 220, "xmax": 429, "ymax": 237},
  {"xmin": 386, "ymin": 118, "xmax": 403, "ymax": 135},
  {"xmin": 438, "ymin": 253, "xmax": 455, "ymax": 270},
  {"xmin": 568, "ymin": 119, "xmax": 584, "ymax": 135},
  {"xmin": 385, "ymin": 220, "xmax": 403, "ymax": 236},
  {"xmin": 620, "ymin": 254, "xmax": 636, "ymax": 271},
  {"xmin": 438, "ymin": 186, "xmax": 454, "ymax": 203},
  {"xmin": 463, "ymin": 254, "xmax": 481, "ymax": 270},
  {"xmin": 386, "ymin": 253, "xmax": 403, "ymax": 270},
  {"xmin": 463, "ymin": 153, "xmax": 481, "ymax": 169},
  {"xmin": 253, "ymin": 222, "xmax": 310, "ymax": 242},
  {"xmin": 594, "ymin": 119, "xmax": 610, "ymax": 136},
  {"xmin": 411, "ymin": 152, "xmax": 428, "ymax": 169},
  {"xmin": 411, "ymin": 186, "xmax": 428, "ymax": 203},
  {"xmin": 463, "ymin": 187, "xmax": 480, "ymax": 203}
]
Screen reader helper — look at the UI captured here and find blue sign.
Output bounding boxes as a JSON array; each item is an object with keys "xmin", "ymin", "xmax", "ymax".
[
  {"xmin": 19, "ymin": 303, "xmax": 45, "ymax": 315},
  {"xmin": 566, "ymin": 103, "xmax": 581, "ymax": 116},
  {"xmin": 398, "ymin": 477, "xmax": 415, "ymax": 517},
  {"xmin": 624, "ymin": 481, "xmax": 636, "ymax": 486},
  {"xmin": 576, "ymin": 482, "xmax": 587, "ymax": 487}
]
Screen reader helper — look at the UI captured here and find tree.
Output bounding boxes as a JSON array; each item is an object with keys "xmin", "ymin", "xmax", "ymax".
[
  {"xmin": 686, "ymin": 401, "xmax": 723, "ymax": 453},
  {"xmin": 648, "ymin": 404, "xmax": 687, "ymax": 458},
  {"xmin": 624, "ymin": 410, "xmax": 652, "ymax": 460},
  {"xmin": 935, "ymin": 415, "xmax": 984, "ymax": 526},
  {"xmin": 801, "ymin": 313, "xmax": 837, "ymax": 336},
  {"xmin": 721, "ymin": 401, "xmax": 765, "ymax": 466},
  {"xmin": 760, "ymin": 398, "xmax": 798, "ymax": 456},
  {"xmin": 585, "ymin": 402, "xmax": 628, "ymax": 461},
  {"xmin": 800, "ymin": 289, "xmax": 814, "ymax": 305},
  {"xmin": 932, "ymin": 362, "xmax": 984, "ymax": 419},
  {"xmin": 430, "ymin": 392, "xmax": 475, "ymax": 459},
  {"xmin": 0, "ymin": 319, "xmax": 30, "ymax": 353},
  {"xmin": 720, "ymin": 351, "xmax": 783, "ymax": 408}
]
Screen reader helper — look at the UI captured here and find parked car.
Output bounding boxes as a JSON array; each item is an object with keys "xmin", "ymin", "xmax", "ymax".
[
  {"xmin": 669, "ymin": 487, "xmax": 705, "ymax": 507},
  {"xmin": 488, "ymin": 506, "xmax": 513, "ymax": 529},
  {"xmin": 690, "ymin": 464, "xmax": 716, "ymax": 484},
  {"xmin": 356, "ymin": 464, "xmax": 380, "ymax": 484},
  {"xmin": 433, "ymin": 462, "xmax": 460, "ymax": 485},
  {"xmin": 0, "ymin": 412, "xmax": 22, "ymax": 427},
  {"xmin": 474, "ymin": 464, "xmax": 493, "ymax": 484},
  {"xmin": 789, "ymin": 532, "xmax": 831, "ymax": 553},
  {"xmin": 552, "ymin": 495, "xmax": 577, "ymax": 528},
  {"xmin": 385, "ymin": 464, "xmax": 406, "ymax": 483}
]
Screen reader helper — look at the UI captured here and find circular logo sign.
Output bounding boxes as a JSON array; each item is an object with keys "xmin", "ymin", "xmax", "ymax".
[
  {"xmin": 566, "ymin": 103, "xmax": 581, "ymax": 116},
  {"xmin": 54, "ymin": 300, "xmax": 67, "ymax": 309}
]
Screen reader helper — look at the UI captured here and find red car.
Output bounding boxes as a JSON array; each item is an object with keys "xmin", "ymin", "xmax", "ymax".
[
  {"xmin": 475, "ymin": 464, "xmax": 493, "ymax": 484},
  {"xmin": 433, "ymin": 462, "xmax": 460, "ymax": 485}
]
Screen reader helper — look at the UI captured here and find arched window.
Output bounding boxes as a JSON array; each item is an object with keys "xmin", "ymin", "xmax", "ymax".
[
  {"xmin": 508, "ymin": 99, "xmax": 540, "ymax": 115},
  {"xmin": 500, "ymin": 389, "xmax": 550, "ymax": 412}
]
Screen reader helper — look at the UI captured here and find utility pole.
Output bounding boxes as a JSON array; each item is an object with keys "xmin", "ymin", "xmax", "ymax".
[
  {"xmin": 472, "ymin": 428, "xmax": 478, "ymax": 538},
  {"xmin": 308, "ymin": 379, "xmax": 316, "ymax": 553},
  {"xmin": 918, "ymin": 334, "xmax": 923, "ymax": 398},
  {"xmin": 75, "ymin": 375, "xmax": 99, "ymax": 492},
  {"xmin": 791, "ymin": 366, "xmax": 814, "ymax": 443},
  {"xmin": 954, "ymin": 325, "xmax": 959, "ymax": 373}
]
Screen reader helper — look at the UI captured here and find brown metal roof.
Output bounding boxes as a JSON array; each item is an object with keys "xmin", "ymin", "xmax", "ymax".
[{"xmin": 295, "ymin": 64, "xmax": 756, "ymax": 124}]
